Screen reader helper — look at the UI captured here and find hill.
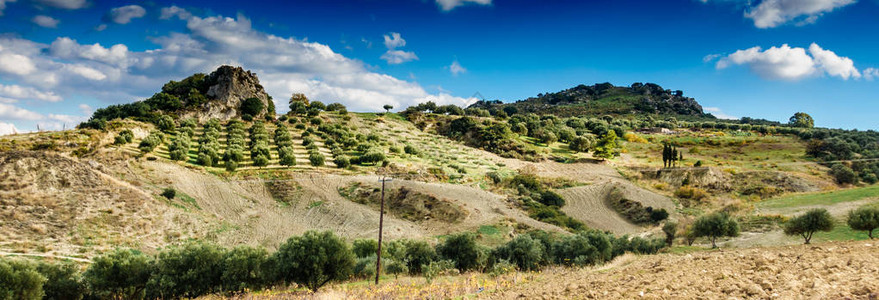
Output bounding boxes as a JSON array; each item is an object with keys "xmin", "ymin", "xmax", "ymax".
[{"xmin": 469, "ymin": 82, "xmax": 711, "ymax": 118}]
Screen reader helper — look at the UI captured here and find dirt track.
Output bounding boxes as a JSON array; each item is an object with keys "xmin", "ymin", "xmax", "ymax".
[
  {"xmin": 486, "ymin": 240, "xmax": 879, "ymax": 299},
  {"xmin": 558, "ymin": 181, "xmax": 676, "ymax": 235}
]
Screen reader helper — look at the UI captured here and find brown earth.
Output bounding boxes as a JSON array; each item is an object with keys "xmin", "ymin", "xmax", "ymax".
[{"xmin": 486, "ymin": 240, "xmax": 879, "ymax": 299}]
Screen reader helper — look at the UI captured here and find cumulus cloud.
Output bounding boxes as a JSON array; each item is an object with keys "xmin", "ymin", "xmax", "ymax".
[
  {"xmin": 0, "ymin": 103, "xmax": 42, "ymax": 120},
  {"xmin": 381, "ymin": 50, "xmax": 418, "ymax": 64},
  {"xmin": 0, "ymin": 122, "xmax": 18, "ymax": 135},
  {"xmin": 449, "ymin": 60, "xmax": 467, "ymax": 76},
  {"xmin": 0, "ymin": 9, "xmax": 473, "ymax": 132},
  {"xmin": 0, "ymin": 83, "xmax": 62, "ymax": 102},
  {"xmin": 383, "ymin": 32, "xmax": 406, "ymax": 50},
  {"xmin": 716, "ymin": 43, "xmax": 860, "ymax": 81},
  {"xmin": 32, "ymin": 15, "xmax": 59, "ymax": 28},
  {"xmin": 32, "ymin": 0, "xmax": 86, "ymax": 10},
  {"xmin": 106, "ymin": 5, "xmax": 146, "ymax": 24},
  {"xmin": 746, "ymin": 0, "xmax": 855, "ymax": 28},
  {"xmin": 160, "ymin": 5, "xmax": 191, "ymax": 20},
  {"xmin": 864, "ymin": 68, "xmax": 879, "ymax": 81},
  {"xmin": 436, "ymin": 0, "xmax": 491, "ymax": 11}
]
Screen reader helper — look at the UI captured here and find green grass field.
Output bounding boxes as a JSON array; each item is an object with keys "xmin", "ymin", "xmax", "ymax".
[{"xmin": 757, "ymin": 185, "xmax": 879, "ymax": 210}]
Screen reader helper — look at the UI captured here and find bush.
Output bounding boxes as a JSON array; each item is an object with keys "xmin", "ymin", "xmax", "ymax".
[
  {"xmin": 352, "ymin": 256, "xmax": 377, "ymax": 279},
  {"xmin": 491, "ymin": 235, "xmax": 545, "ymax": 271},
  {"xmin": 847, "ymin": 207, "xmax": 879, "ymax": 239},
  {"xmin": 436, "ymin": 233, "xmax": 487, "ymax": 272},
  {"xmin": 662, "ymin": 221, "xmax": 677, "ymax": 247},
  {"xmin": 568, "ymin": 135, "xmax": 594, "ymax": 153},
  {"xmin": 273, "ymin": 231, "xmax": 355, "ymax": 292},
  {"xmin": 241, "ymin": 98, "xmax": 265, "ymax": 117},
  {"xmin": 334, "ymin": 155, "xmax": 351, "ymax": 168},
  {"xmin": 674, "ymin": 186, "xmax": 707, "ymax": 201},
  {"xmin": 359, "ymin": 150, "xmax": 386, "ymax": 165},
  {"xmin": 403, "ymin": 144, "xmax": 419, "ymax": 155},
  {"xmin": 784, "ymin": 208, "xmax": 834, "ymax": 244},
  {"xmin": 830, "ymin": 164, "xmax": 857, "ymax": 185},
  {"xmin": 146, "ymin": 242, "xmax": 226, "ymax": 299},
  {"xmin": 403, "ymin": 240, "xmax": 436, "ymax": 275},
  {"xmin": 114, "ymin": 129, "xmax": 134, "ymax": 145},
  {"xmin": 309, "ymin": 152, "xmax": 325, "ymax": 167},
  {"xmin": 538, "ymin": 190, "xmax": 565, "ymax": 207},
  {"xmin": 552, "ymin": 231, "xmax": 613, "ymax": 266},
  {"xmin": 352, "ymin": 239, "xmax": 379, "ymax": 259},
  {"xmin": 422, "ymin": 260, "xmax": 458, "ymax": 283},
  {"xmin": 693, "ymin": 212, "xmax": 740, "ymax": 248},
  {"xmin": 35, "ymin": 261, "xmax": 84, "ymax": 300},
  {"xmin": 221, "ymin": 246, "xmax": 272, "ymax": 293},
  {"xmin": 0, "ymin": 258, "xmax": 46, "ymax": 300},
  {"xmin": 83, "ymin": 249, "xmax": 152, "ymax": 299},
  {"xmin": 161, "ymin": 188, "xmax": 176, "ymax": 200}
]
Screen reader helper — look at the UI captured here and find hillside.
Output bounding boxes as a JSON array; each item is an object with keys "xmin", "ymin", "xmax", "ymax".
[{"xmin": 469, "ymin": 82, "xmax": 710, "ymax": 117}]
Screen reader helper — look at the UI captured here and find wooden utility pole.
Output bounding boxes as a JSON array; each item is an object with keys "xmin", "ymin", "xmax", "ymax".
[{"xmin": 375, "ymin": 176, "xmax": 392, "ymax": 285}]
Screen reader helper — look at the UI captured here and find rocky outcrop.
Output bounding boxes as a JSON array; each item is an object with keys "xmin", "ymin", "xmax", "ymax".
[{"xmin": 183, "ymin": 65, "xmax": 273, "ymax": 121}]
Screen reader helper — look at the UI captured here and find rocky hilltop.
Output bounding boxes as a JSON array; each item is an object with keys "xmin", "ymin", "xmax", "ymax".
[
  {"xmin": 470, "ymin": 82, "xmax": 709, "ymax": 117},
  {"xmin": 83, "ymin": 65, "xmax": 275, "ymax": 127},
  {"xmin": 186, "ymin": 66, "xmax": 273, "ymax": 121}
]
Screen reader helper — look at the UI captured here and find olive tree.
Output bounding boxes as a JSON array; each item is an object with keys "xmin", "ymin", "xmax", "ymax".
[
  {"xmin": 847, "ymin": 207, "xmax": 879, "ymax": 239},
  {"xmin": 692, "ymin": 212, "xmax": 739, "ymax": 248},
  {"xmin": 273, "ymin": 231, "xmax": 355, "ymax": 292},
  {"xmin": 784, "ymin": 208, "xmax": 834, "ymax": 244},
  {"xmin": 83, "ymin": 249, "xmax": 152, "ymax": 299}
]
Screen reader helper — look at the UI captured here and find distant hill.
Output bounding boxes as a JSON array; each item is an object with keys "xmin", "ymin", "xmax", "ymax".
[
  {"xmin": 81, "ymin": 66, "xmax": 275, "ymax": 128},
  {"xmin": 470, "ymin": 82, "xmax": 712, "ymax": 118}
]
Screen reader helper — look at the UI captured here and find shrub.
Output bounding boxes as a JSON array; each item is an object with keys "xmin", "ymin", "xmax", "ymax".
[
  {"xmin": 252, "ymin": 154, "xmax": 269, "ymax": 167},
  {"xmin": 568, "ymin": 135, "xmax": 594, "ymax": 153},
  {"xmin": 273, "ymin": 231, "xmax": 355, "ymax": 292},
  {"xmin": 847, "ymin": 207, "xmax": 879, "ymax": 239},
  {"xmin": 114, "ymin": 129, "xmax": 134, "ymax": 145},
  {"xmin": 784, "ymin": 208, "xmax": 834, "ymax": 244},
  {"xmin": 403, "ymin": 240, "xmax": 436, "ymax": 275},
  {"xmin": 491, "ymin": 235, "xmax": 545, "ymax": 271},
  {"xmin": 436, "ymin": 233, "xmax": 487, "ymax": 272},
  {"xmin": 36, "ymin": 261, "xmax": 85, "ymax": 300},
  {"xmin": 403, "ymin": 144, "xmax": 419, "ymax": 155},
  {"xmin": 138, "ymin": 131, "xmax": 164, "ymax": 153},
  {"xmin": 352, "ymin": 256, "xmax": 377, "ymax": 279},
  {"xmin": 146, "ymin": 242, "xmax": 226, "ymax": 299},
  {"xmin": 359, "ymin": 150, "xmax": 386, "ymax": 165},
  {"xmin": 830, "ymin": 164, "xmax": 857, "ymax": 185},
  {"xmin": 538, "ymin": 190, "xmax": 565, "ymax": 207},
  {"xmin": 334, "ymin": 155, "xmax": 351, "ymax": 168},
  {"xmin": 221, "ymin": 246, "xmax": 272, "ymax": 293},
  {"xmin": 674, "ymin": 186, "xmax": 707, "ymax": 201},
  {"xmin": 0, "ymin": 258, "xmax": 46, "ymax": 300},
  {"xmin": 161, "ymin": 188, "xmax": 176, "ymax": 200},
  {"xmin": 83, "ymin": 249, "xmax": 152, "ymax": 299},
  {"xmin": 241, "ymin": 98, "xmax": 265, "ymax": 117},
  {"xmin": 693, "ymin": 212, "xmax": 740, "ymax": 248},
  {"xmin": 309, "ymin": 152, "xmax": 325, "ymax": 167},
  {"xmin": 422, "ymin": 260, "xmax": 458, "ymax": 283},
  {"xmin": 552, "ymin": 231, "xmax": 613, "ymax": 266},
  {"xmin": 352, "ymin": 239, "xmax": 379, "ymax": 259}
]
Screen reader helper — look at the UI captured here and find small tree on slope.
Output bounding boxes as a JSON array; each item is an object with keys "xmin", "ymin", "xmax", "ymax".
[
  {"xmin": 693, "ymin": 212, "xmax": 739, "ymax": 248},
  {"xmin": 847, "ymin": 207, "xmax": 879, "ymax": 239},
  {"xmin": 784, "ymin": 208, "xmax": 834, "ymax": 244}
]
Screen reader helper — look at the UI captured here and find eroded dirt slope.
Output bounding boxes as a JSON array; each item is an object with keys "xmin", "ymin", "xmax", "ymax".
[{"xmin": 487, "ymin": 240, "xmax": 879, "ymax": 299}]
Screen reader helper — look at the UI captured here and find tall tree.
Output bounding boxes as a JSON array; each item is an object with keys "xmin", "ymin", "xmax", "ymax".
[
  {"xmin": 593, "ymin": 130, "xmax": 621, "ymax": 160},
  {"xmin": 789, "ymin": 112, "xmax": 815, "ymax": 128}
]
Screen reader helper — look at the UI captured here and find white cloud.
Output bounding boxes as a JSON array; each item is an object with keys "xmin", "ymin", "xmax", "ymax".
[
  {"xmin": 94, "ymin": 24, "xmax": 107, "ymax": 31},
  {"xmin": 746, "ymin": 0, "xmax": 855, "ymax": 28},
  {"xmin": 32, "ymin": 0, "xmax": 86, "ymax": 10},
  {"xmin": 808, "ymin": 43, "xmax": 860, "ymax": 80},
  {"xmin": 0, "ymin": 83, "xmax": 62, "ymax": 102},
  {"xmin": 0, "ymin": 9, "xmax": 474, "ymax": 132},
  {"xmin": 106, "ymin": 5, "xmax": 146, "ymax": 24},
  {"xmin": 703, "ymin": 107, "xmax": 738, "ymax": 120},
  {"xmin": 0, "ymin": 52, "xmax": 36, "ymax": 75},
  {"xmin": 0, "ymin": 103, "xmax": 42, "ymax": 120},
  {"xmin": 716, "ymin": 43, "xmax": 859, "ymax": 81},
  {"xmin": 0, "ymin": 0, "xmax": 16, "ymax": 16},
  {"xmin": 32, "ymin": 15, "xmax": 59, "ymax": 28},
  {"xmin": 383, "ymin": 32, "xmax": 406, "ymax": 50},
  {"xmin": 64, "ymin": 64, "xmax": 106, "ymax": 81},
  {"xmin": 381, "ymin": 50, "xmax": 418, "ymax": 64},
  {"xmin": 864, "ymin": 68, "xmax": 879, "ymax": 81},
  {"xmin": 703, "ymin": 54, "xmax": 722, "ymax": 63},
  {"xmin": 0, "ymin": 122, "xmax": 18, "ymax": 135},
  {"xmin": 78, "ymin": 103, "xmax": 92, "ymax": 114},
  {"xmin": 160, "ymin": 5, "xmax": 191, "ymax": 20},
  {"xmin": 449, "ymin": 60, "xmax": 467, "ymax": 76},
  {"xmin": 436, "ymin": 0, "xmax": 491, "ymax": 11}
]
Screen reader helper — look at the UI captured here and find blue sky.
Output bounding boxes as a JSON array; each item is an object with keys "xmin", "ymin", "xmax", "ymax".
[{"xmin": 0, "ymin": 0, "xmax": 878, "ymax": 134}]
